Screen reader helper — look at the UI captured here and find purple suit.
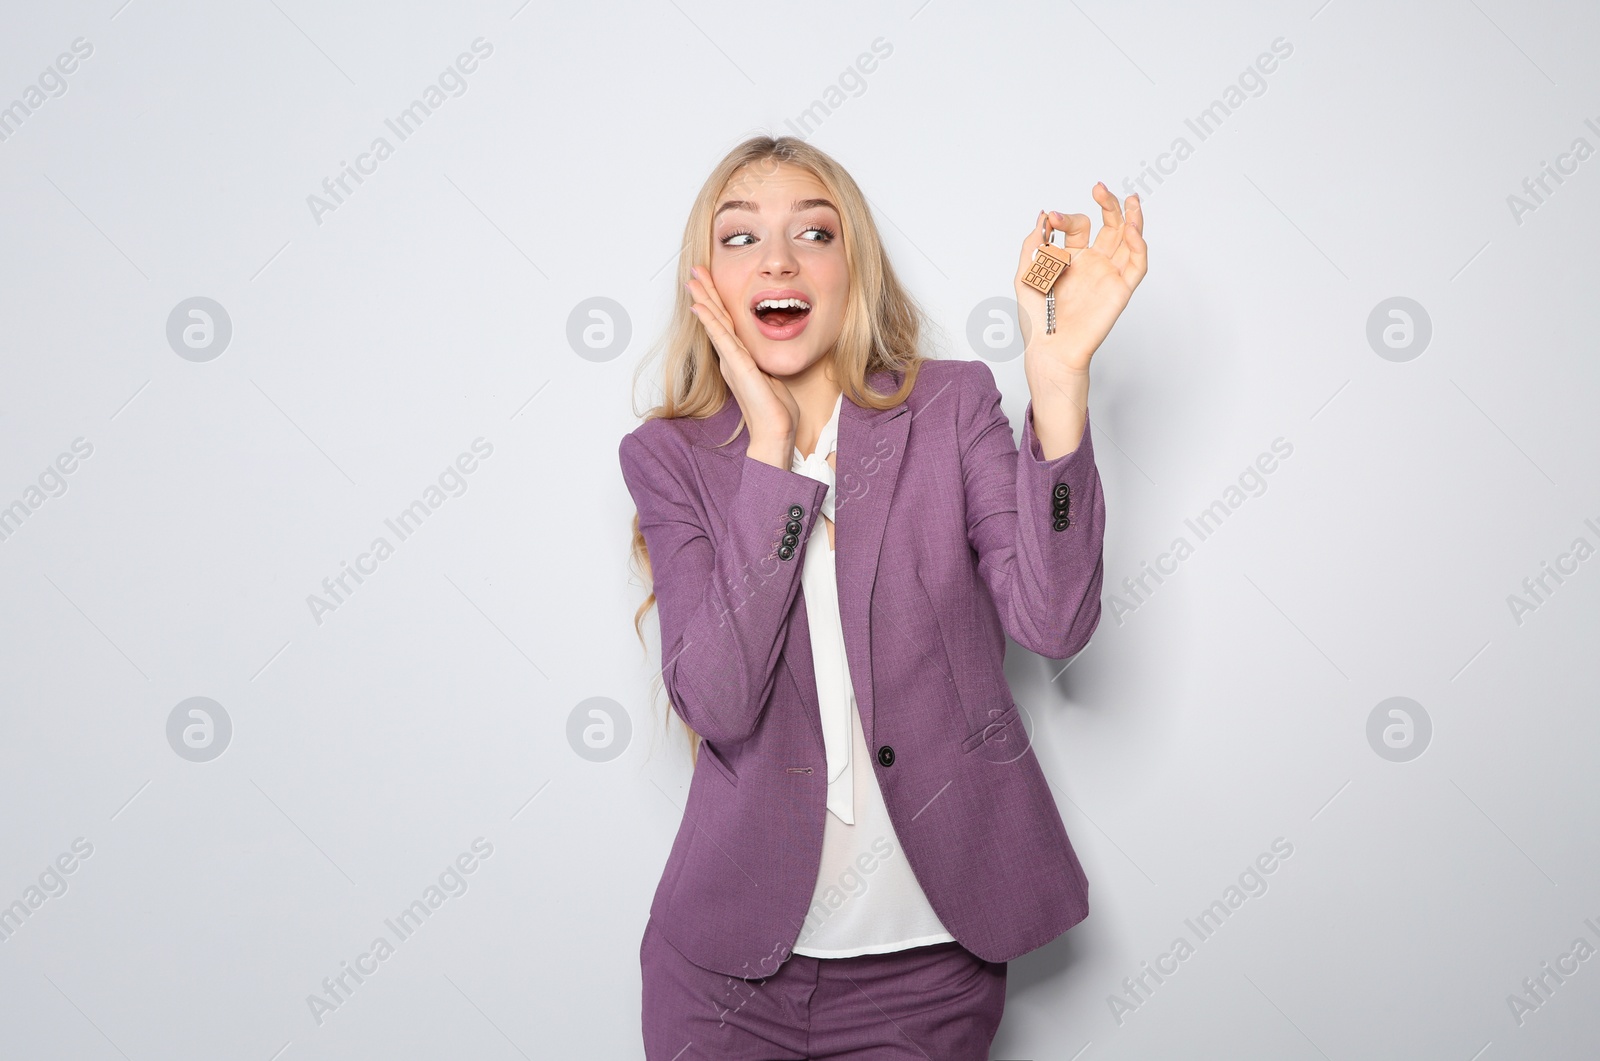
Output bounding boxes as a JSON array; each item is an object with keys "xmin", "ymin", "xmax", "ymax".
[{"xmin": 619, "ymin": 356, "xmax": 1106, "ymax": 981}]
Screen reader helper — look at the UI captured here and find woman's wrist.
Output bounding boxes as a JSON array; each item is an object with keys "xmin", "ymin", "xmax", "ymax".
[
  {"xmin": 1025, "ymin": 363, "xmax": 1090, "ymax": 411},
  {"xmin": 747, "ymin": 434, "xmax": 796, "ymax": 469},
  {"xmin": 1026, "ymin": 367, "xmax": 1090, "ymax": 461}
]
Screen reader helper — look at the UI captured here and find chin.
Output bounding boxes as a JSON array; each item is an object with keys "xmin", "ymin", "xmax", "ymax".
[
  {"xmin": 751, "ymin": 347, "xmax": 829, "ymax": 380},
  {"xmin": 745, "ymin": 325, "xmax": 842, "ymax": 378}
]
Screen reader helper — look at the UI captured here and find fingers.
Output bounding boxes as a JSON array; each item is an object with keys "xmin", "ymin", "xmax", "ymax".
[
  {"xmin": 1014, "ymin": 208, "xmax": 1089, "ymax": 290},
  {"xmin": 1092, "ymin": 181, "xmax": 1123, "ymax": 234},
  {"xmin": 1013, "ymin": 186, "xmax": 1148, "ymax": 307},
  {"xmin": 689, "ymin": 264, "xmax": 734, "ymax": 318},
  {"xmin": 1047, "ymin": 210, "xmax": 1093, "ymax": 249},
  {"xmin": 1040, "ymin": 185, "xmax": 1142, "ymax": 265},
  {"xmin": 689, "ymin": 294, "xmax": 744, "ymax": 368},
  {"xmin": 686, "ymin": 265, "xmax": 737, "ymax": 335},
  {"xmin": 1120, "ymin": 195, "xmax": 1148, "ymax": 288},
  {"xmin": 1106, "ymin": 196, "xmax": 1147, "ymax": 284},
  {"xmin": 686, "ymin": 265, "xmax": 772, "ymax": 384},
  {"xmin": 1072, "ymin": 183, "xmax": 1120, "ymax": 258}
]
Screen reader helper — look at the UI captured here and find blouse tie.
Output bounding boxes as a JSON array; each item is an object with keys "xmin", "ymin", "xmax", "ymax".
[{"xmin": 789, "ymin": 391, "xmax": 854, "ymax": 825}]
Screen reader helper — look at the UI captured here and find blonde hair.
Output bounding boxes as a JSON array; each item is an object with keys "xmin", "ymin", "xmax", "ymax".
[{"xmin": 626, "ymin": 134, "xmax": 932, "ymax": 768}]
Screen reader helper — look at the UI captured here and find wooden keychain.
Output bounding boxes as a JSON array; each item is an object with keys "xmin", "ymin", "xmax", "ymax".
[{"xmin": 1020, "ymin": 214, "xmax": 1078, "ymax": 334}]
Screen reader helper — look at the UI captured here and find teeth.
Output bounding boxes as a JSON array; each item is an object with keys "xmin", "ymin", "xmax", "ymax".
[{"xmin": 755, "ymin": 297, "xmax": 811, "ymax": 312}]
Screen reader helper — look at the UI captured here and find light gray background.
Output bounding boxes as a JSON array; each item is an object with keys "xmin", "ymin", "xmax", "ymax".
[{"xmin": 1, "ymin": 1, "xmax": 1597, "ymax": 1058}]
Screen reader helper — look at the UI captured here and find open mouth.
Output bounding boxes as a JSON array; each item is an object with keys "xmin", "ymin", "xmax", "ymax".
[{"xmin": 750, "ymin": 294, "xmax": 813, "ymax": 339}]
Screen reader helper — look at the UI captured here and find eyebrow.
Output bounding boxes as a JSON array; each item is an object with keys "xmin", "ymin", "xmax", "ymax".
[{"xmin": 714, "ymin": 197, "xmax": 838, "ymax": 219}]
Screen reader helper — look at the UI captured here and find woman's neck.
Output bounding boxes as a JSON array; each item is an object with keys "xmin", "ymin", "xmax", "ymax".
[{"xmin": 787, "ymin": 362, "xmax": 843, "ymax": 460}]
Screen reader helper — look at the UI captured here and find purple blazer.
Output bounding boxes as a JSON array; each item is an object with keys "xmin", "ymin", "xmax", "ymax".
[{"xmin": 619, "ymin": 356, "xmax": 1105, "ymax": 981}]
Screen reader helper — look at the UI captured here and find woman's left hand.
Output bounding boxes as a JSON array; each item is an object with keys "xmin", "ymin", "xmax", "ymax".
[{"xmin": 1014, "ymin": 183, "xmax": 1147, "ymax": 376}]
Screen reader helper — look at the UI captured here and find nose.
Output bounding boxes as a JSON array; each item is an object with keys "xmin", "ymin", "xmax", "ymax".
[{"xmin": 760, "ymin": 239, "xmax": 799, "ymax": 279}]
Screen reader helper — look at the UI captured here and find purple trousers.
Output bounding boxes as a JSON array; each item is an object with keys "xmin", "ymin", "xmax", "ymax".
[{"xmin": 640, "ymin": 917, "xmax": 1007, "ymax": 1059}]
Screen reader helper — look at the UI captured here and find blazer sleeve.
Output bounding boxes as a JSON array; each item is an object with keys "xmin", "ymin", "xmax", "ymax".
[
  {"xmin": 619, "ymin": 428, "xmax": 829, "ymax": 745},
  {"xmin": 956, "ymin": 357, "xmax": 1106, "ymax": 660}
]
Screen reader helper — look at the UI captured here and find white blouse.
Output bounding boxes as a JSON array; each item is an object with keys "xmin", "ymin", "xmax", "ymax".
[{"xmin": 787, "ymin": 391, "xmax": 956, "ymax": 958}]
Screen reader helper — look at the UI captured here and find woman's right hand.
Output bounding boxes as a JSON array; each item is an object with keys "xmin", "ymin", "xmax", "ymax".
[{"xmin": 686, "ymin": 265, "xmax": 798, "ymax": 467}]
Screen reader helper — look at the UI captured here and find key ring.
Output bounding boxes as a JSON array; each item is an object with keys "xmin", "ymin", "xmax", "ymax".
[
  {"xmin": 1024, "ymin": 215, "xmax": 1078, "ymax": 335},
  {"xmin": 1034, "ymin": 216, "xmax": 1080, "ymax": 266}
]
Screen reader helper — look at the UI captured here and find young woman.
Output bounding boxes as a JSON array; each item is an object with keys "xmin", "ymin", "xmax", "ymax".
[{"xmin": 622, "ymin": 135, "xmax": 1146, "ymax": 1059}]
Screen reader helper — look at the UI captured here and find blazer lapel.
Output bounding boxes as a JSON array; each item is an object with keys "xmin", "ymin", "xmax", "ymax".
[
  {"xmin": 683, "ymin": 368, "xmax": 911, "ymax": 750},
  {"xmin": 834, "ymin": 369, "xmax": 910, "ymax": 744}
]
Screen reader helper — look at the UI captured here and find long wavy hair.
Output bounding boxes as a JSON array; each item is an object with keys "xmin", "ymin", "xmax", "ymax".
[{"xmin": 626, "ymin": 135, "xmax": 933, "ymax": 769}]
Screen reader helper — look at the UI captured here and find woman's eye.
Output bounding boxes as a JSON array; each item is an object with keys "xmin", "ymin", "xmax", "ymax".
[{"xmin": 718, "ymin": 224, "xmax": 835, "ymax": 247}]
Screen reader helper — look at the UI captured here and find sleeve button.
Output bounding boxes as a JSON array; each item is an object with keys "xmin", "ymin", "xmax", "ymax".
[{"xmin": 788, "ymin": 504, "xmax": 804, "ymax": 520}]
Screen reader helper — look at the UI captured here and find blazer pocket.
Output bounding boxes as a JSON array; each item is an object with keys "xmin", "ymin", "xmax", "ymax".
[{"xmin": 962, "ymin": 701, "xmax": 1023, "ymax": 755}]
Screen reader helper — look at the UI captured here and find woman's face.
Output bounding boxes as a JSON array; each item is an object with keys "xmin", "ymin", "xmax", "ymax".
[{"xmin": 707, "ymin": 161, "xmax": 849, "ymax": 381}]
